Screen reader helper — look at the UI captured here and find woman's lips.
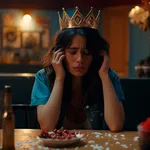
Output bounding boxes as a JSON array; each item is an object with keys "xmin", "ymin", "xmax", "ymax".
[{"xmin": 73, "ymin": 66, "xmax": 85, "ymax": 72}]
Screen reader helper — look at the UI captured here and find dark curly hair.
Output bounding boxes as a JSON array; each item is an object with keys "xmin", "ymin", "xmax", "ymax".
[{"xmin": 42, "ymin": 27, "xmax": 109, "ymax": 107}]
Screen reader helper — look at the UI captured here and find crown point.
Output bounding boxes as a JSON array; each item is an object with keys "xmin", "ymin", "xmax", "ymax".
[
  {"xmin": 91, "ymin": 7, "xmax": 93, "ymax": 9},
  {"xmin": 58, "ymin": 11, "xmax": 60, "ymax": 14},
  {"xmin": 75, "ymin": 6, "xmax": 79, "ymax": 9},
  {"xmin": 62, "ymin": 7, "xmax": 65, "ymax": 11}
]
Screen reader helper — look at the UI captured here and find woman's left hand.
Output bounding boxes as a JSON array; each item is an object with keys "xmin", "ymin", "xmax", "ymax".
[{"xmin": 98, "ymin": 51, "xmax": 110, "ymax": 78}]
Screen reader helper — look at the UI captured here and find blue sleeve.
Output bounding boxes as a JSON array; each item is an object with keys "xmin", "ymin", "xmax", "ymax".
[
  {"xmin": 109, "ymin": 69, "xmax": 125, "ymax": 102},
  {"xmin": 30, "ymin": 69, "xmax": 51, "ymax": 106}
]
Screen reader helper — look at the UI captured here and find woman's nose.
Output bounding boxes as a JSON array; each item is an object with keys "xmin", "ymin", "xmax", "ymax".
[{"xmin": 76, "ymin": 53, "xmax": 83, "ymax": 63}]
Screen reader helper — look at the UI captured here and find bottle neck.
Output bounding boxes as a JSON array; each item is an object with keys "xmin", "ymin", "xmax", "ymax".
[{"xmin": 4, "ymin": 93, "xmax": 12, "ymax": 105}]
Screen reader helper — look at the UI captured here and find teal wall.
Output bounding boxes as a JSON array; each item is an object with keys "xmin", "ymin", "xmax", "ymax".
[{"xmin": 129, "ymin": 23, "xmax": 150, "ymax": 77}]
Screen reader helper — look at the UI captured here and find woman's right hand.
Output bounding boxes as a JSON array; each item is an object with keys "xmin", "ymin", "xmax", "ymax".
[{"xmin": 52, "ymin": 48, "xmax": 66, "ymax": 81}]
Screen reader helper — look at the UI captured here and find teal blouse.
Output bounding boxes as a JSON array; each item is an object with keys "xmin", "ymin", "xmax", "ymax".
[{"xmin": 30, "ymin": 68, "xmax": 125, "ymax": 130}]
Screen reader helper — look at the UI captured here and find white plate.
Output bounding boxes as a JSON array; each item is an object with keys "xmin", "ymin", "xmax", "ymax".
[{"xmin": 39, "ymin": 134, "xmax": 85, "ymax": 147}]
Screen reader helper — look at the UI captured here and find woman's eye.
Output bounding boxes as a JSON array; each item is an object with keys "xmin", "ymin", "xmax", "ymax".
[
  {"xmin": 67, "ymin": 48, "xmax": 90, "ymax": 55},
  {"xmin": 83, "ymin": 49, "xmax": 90, "ymax": 55},
  {"xmin": 68, "ymin": 49, "xmax": 77, "ymax": 54}
]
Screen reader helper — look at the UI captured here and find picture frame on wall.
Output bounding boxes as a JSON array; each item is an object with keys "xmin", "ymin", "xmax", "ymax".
[
  {"xmin": 2, "ymin": 26, "xmax": 21, "ymax": 49},
  {"xmin": 21, "ymin": 31, "xmax": 41, "ymax": 49}
]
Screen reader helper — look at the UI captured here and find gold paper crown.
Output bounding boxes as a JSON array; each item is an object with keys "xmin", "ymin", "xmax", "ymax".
[{"xmin": 58, "ymin": 6, "xmax": 101, "ymax": 30}]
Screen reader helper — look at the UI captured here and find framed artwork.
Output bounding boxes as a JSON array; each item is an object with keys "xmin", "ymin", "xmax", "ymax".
[
  {"xmin": 21, "ymin": 32, "xmax": 41, "ymax": 49},
  {"xmin": 2, "ymin": 26, "xmax": 21, "ymax": 49}
]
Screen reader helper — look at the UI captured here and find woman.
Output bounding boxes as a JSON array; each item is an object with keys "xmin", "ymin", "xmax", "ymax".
[{"xmin": 31, "ymin": 27, "xmax": 125, "ymax": 132}]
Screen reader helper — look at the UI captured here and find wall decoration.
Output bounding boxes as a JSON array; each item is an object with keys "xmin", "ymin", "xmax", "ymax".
[
  {"xmin": 0, "ymin": 12, "xmax": 51, "ymax": 65},
  {"xmin": 2, "ymin": 26, "xmax": 21, "ymax": 48},
  {"xmin": 21, "ymin": 32, "xmax": 41, "ymax": 49}
]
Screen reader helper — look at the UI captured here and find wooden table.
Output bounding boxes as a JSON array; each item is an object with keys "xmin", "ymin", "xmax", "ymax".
[{"xmin": 14, "ymin": 129, "xmax": 139, "ymax": 150}]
